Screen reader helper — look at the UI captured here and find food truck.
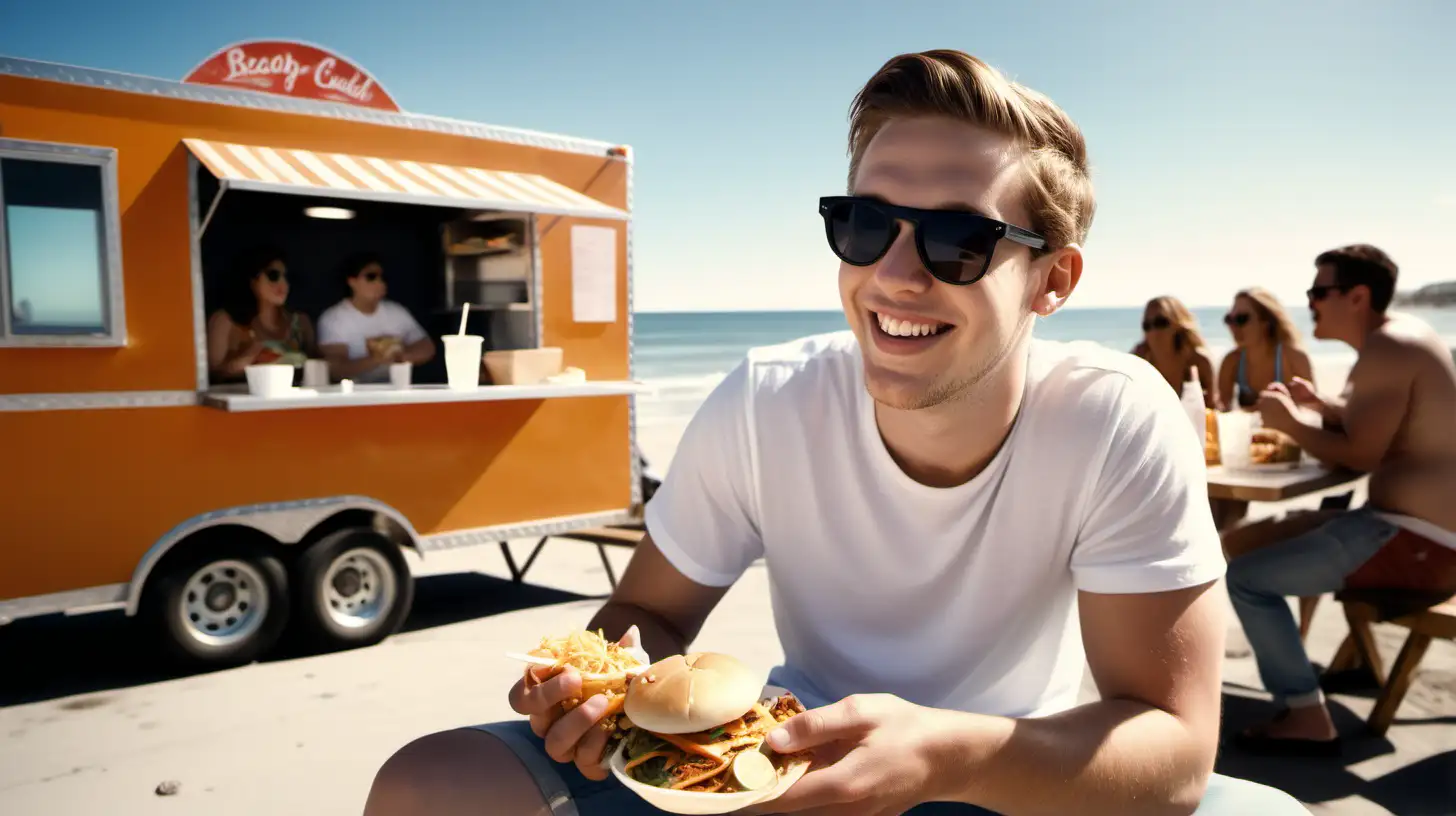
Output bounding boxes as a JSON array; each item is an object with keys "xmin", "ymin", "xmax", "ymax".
[{"xmin": 0, "ymin": 42, "xmax": 645, "ymax": 667}]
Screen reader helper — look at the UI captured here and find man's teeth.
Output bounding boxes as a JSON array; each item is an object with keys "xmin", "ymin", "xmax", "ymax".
[{"xmin": 876, "ymin": 313, "xmax": 946, "ymax": 338}]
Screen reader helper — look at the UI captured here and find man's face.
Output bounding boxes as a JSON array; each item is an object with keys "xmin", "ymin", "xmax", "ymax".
[
  {"xmin": 1308, "ymin": 263, "xmax": 1353, "ymax": 341},
  {"xmin": 838, "ymin": 117, "xmax": 1048, "ymax": 411},
  {"xmin": 349, "ymin": 263, "xmax": 388, "ymax": 304}
]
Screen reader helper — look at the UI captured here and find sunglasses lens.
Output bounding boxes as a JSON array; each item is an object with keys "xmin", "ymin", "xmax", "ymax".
[
  {"xmin": 826, "ymin": 200, "xmax": 894, "ymax": 266},
  {"xmin": 918, "ymin": 213, "xmax": 997, "ymax": 284}
]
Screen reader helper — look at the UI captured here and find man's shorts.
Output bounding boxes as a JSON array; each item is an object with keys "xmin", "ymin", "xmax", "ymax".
[{"xmin": 471, "ymin": 720, "xmax": 1310, "ymax": 815}]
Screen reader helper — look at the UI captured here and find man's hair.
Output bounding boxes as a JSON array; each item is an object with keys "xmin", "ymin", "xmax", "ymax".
[
  {"xmin": 1314, "ymin": 244, "xmax": 1398, "ymax": 313},
  {"xmin": 847, "ymin": 49, "xmax": 1095, "ymax": 251}
]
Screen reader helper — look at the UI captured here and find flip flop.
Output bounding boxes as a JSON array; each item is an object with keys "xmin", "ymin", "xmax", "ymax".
[{"xmin": 1232, "ymin": 730, "xmax": 1343, "ymax": 758}]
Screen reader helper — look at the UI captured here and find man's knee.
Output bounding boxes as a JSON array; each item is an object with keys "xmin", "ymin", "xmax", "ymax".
[
  {"xmin": 365, "ymin": 727, "xmax": 546, "ymax": 816},
  {"xmin": 1195, "ymin": 774, "xmax": 1310, "ymax": 814}
]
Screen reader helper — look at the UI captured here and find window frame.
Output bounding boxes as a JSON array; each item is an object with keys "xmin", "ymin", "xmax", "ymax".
[{"xmin": 0, "ymin": 137, "xmax": 126, "ymax": 347}]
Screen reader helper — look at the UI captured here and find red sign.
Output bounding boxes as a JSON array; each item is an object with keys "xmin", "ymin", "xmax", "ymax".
[{"xmin": 183, "ymin": 40, "xmax": 401, "ymax": 112}]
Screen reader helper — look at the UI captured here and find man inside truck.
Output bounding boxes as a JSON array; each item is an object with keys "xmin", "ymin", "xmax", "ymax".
[
  {"xmin": 318, "ymin": 251, "xmax": 436, "ymax": 383},
  {"xmin": 365, "ymin": 49, "xmax": 1307, "ymax": 814}
]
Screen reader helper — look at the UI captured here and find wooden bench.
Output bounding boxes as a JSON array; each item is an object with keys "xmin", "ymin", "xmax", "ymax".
[
  {"xmin": 497, "ymin": 523, "xmax": 645, "ymax": 591},
  {"xmin": 1325, "ymin": 589, "xmax": 1456, "ymax": 736}
]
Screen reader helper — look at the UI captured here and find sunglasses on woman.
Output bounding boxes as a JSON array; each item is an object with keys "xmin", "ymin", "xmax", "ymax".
[
  {"xmin": 1224, "ymin": 312, "xmax": 1251, "ymax": 326},
  {"xmin": 257, "ymin": 268, "xmax": 287, "ymax": 283},
  {"xmin": 818, "ymin": 196, "xmax": 1048, "ymax": 286},
  {"xmin": 1141, "ymin": 316, "xmax": 1171, "ymax": 331}
]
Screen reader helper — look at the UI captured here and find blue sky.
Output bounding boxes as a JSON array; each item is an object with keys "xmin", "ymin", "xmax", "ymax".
[{"xmin": 2, "ymin": 0, "xmax": 1452, "ymax": 312}]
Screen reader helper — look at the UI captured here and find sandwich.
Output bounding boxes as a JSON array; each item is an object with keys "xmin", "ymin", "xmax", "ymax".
[
  {"xmin": 617, "ymin": 652, "xmax": 810, "ymax": 794},
  {"xmin": 520, "ymin": 629, "xmax": 647, "ymax": 756},
  {"xmin": 1251, "ymin": 427, "xmax": 1301, "ymax": 464}
]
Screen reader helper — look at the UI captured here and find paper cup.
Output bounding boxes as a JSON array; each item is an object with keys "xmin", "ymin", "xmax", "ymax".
[
  {"xmin": 443, "ymin": 335, "xmax": 484, "ymax": 390},
  {"xmin": 389, "ymin": 362, "xmax": 412, "ymax": 388},
  {"xmin": 1216, "ymin": 410, "xmax": 1255, "ymax": 470},
  {"xmin": 302, "ymin": 359, "xmax": 330, "ymax": 388},
  {"xmin": 608, "ymin": 685, "xmax": 812, "ymax": 815},
  {"xmin": 244, "ymin": 364, "xmax": 294, "ymax": 397}
]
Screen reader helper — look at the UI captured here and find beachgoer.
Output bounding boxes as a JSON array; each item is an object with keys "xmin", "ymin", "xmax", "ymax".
[
  {"xmin": 317, "ymin": 252, "xmax": 435, "ymax": 383},
  {"xmin": 205, "ymin": 245, "xmax": 316, "ymax": 383},
  {"xmin": 1224, "ymin": 243, "xmax": 1456, "ymax": 757},
  {"xmin": 363, "ymin": 50, "xmax": 1307, "ymax": 815},
  {"xmin": 1133, "ymin": 295, "xmax": 1218, "ymax": 408},
  {"xmin": 1217, "ymin": 287, "xmax": 1313, "ymax": 411}
]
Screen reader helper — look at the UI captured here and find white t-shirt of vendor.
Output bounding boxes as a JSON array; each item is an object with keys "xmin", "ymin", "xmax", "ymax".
[
  {"xmin": 316, "ymin": 299, "xmax": 428, "ymax": 382},
  {"xmin": 643, "ymin": 330, "xmax": 1226, "ymax": 719}
]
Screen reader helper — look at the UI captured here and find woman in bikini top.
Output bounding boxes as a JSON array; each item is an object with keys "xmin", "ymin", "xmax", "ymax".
[{"xmin": 1217, "ymin": 288, "xmax": 1314, "ymax": 411}]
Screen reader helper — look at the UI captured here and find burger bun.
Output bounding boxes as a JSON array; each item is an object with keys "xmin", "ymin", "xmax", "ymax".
[{"xmin": 624, "ymin": 652, "xmax": 765, "ymax": 734}]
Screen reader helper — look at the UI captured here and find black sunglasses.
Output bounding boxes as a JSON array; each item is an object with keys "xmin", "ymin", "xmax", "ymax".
[
  {"xmin": 818, "ymin": 196, "xmax": 1047, "ymax": 286},
  {"xmin": 1142, "ymin": 316, "xmax": 1171, "ymax": 331},
  {"xmin": 362, "ymin": 271, "xmax": 384, "ymax": 283},
  {"xmin": 1307, "ymin": 284, "xmax": 1348, "ymax": 301},
  {"xmin": 257, "ymin": 268, "xmax": 286, "ymax": 283},
  {"xmin": 1224, "ymin": 312, "xmax": 1251, "ymax": 326}
]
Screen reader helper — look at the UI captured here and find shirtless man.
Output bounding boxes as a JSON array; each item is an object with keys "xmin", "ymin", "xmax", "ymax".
[{"xmin": 1223, "ymin": 243, "xmax": 1456, "ymax": 756}]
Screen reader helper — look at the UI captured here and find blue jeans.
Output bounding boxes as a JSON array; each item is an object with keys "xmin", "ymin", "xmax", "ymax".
[
  {"xmin": 1227, "ymin": 508, "xmax": 1399, "ymax": 707},
  {"xmin": 474, "ymin": 720, "xmax": 1309, "ymax": 814}
]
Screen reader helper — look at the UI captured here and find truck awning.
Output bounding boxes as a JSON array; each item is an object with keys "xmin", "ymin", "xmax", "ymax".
[{"xmin": 183, "ymin": 138, "xmax": 628, "ymax": 221}]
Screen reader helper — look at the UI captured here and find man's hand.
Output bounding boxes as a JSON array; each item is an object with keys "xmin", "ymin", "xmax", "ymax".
[
  {"xmin": 1287, "ymin": 376, "xmax": 1320, "ymax": 408},
  {"xmin": 746, "ymin": 693, "xmax": 957, "ymax": 816},
  {"xmin": 1256, "ymin": 384, "xmax": 1299, "ymax": 434}
]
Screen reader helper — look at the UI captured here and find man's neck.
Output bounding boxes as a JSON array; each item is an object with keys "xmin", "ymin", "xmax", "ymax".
[
  {"xmin": 1346, "ymin": 313, "xmax": 1389, "ymax": 352},
  {"xmin": 873, "ymin": 341, "xmax": 1029, "ymax": 489},
  {"xmin": 351, "ymin": 297, "xmax": 380, "ymax": 315}
]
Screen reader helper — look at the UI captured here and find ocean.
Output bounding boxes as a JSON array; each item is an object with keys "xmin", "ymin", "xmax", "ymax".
[{"xmin": 632, "ymin": 306, "xmax": 1456, "ymax": 431}]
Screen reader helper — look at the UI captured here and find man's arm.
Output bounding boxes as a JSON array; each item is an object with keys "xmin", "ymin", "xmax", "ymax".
[
  {"xmin": 584, "ymin": 534, "xmax": 730, "ymax": 661},
  {"xmin": 938, "ymin": 582, "xmax": 1225, "ymax": 815},
  {"xmin": 1278, "ymin": 339, "xmax": 1411, "ymax": 472}
]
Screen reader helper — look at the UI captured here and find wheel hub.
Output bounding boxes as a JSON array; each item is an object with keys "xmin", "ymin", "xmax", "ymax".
[
  {"xmin": 320, "ymin": 548, "xmax": 396, "ymax": 630},
  {"xmin": 178, "ymin": 559, "xmax": 269, "ymax": 648}
]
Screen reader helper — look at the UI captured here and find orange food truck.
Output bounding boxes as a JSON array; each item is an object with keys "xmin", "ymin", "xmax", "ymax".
[{"xmin": 0, "ymin": 42, "xmax": 647, "ymax": 667}]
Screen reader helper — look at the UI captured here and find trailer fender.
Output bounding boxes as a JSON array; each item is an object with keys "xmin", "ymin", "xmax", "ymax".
[{"xmin": 124, "ymin": 495, "xmax": 421, "ymax": 616}]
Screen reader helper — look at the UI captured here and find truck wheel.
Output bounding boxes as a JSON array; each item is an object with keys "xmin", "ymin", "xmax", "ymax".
[
  {"xmin": 292, "ymin": 529, "xmax": 413, "ymax": 652},
  {"xmin": 144, "ymin": 541, "xmax": 290, "ymax": 668}
]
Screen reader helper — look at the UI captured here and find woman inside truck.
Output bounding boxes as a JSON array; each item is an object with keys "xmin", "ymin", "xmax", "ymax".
[
  {"xmin": 206, "ymin": 245, "xmax": 318, "ymax": 383},
  {"xmin": 317, "ymin": 252, "xmax": 436, "ymax": 383}
]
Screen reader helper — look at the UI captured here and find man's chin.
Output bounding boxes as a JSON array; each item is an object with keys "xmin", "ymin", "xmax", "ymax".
[{"xmin": 863, "ymin": 366, "xmax": 949, "ymax": 411}]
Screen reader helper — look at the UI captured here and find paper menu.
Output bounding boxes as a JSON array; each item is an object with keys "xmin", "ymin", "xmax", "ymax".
[{"xmin": 570, "ymin": 225, "xmax": 618, "ymax": 323}]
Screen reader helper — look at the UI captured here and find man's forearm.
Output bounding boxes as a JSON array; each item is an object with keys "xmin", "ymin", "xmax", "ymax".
[
  {"xmin": 938, "ymin": 700, "xmax": 1213, "ymax": 816},
  {"xmin": 1282, "ymin": 420, "xmax": 1368, "ymax": 472},
  {"xmin": 585, "ymin": 601, "xmax": 690, "ymax": 663}
]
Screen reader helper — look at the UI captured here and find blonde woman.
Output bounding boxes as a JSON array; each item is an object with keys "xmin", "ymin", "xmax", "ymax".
[
  {"xmin": 1132, "ymin": 296, "xmax": 1217, "ymax": 408},
  {"xmin": 1217, "ymin": 288, "xmax": 1314, "ymax": 410}
]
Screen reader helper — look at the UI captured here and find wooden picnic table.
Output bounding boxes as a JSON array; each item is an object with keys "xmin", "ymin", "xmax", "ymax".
[{"xmin": 1206, "ymin": 462, "xmax": 1363, "ymax": 503}]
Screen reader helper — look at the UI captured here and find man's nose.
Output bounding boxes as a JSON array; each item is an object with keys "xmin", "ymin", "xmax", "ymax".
[{"xmin": 872, "ymin": 225, "xmax": 933, "ymax": 293}]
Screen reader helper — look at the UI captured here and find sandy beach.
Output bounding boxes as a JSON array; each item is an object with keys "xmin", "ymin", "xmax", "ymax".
[{"xmin": 2, "ymin": 354, "xmax": 1452, "ymax": 816}]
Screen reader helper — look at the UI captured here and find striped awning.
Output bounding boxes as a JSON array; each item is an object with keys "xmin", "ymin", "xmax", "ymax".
[{"xmin": 183, "ymin": 138, "xmax": 627, "ymax": 221}]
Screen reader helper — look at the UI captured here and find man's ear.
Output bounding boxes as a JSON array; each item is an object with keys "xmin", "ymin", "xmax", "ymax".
[{"xmin": 1030, "ymin": 244, "xmax": 1083, "ymax": 317}]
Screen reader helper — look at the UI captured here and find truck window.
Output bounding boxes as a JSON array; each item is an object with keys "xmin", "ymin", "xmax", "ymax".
[{"xmin": 0, "ymin": 140, "xmax": 124, "ymax": 346}]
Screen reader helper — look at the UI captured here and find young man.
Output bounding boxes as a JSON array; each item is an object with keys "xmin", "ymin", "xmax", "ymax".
[
  {"xmin": 364, "ymin": 50, "xmax": 1307, "ymax": 815},
  {"xmin": 317, "ymin": 252, "xmax": 435, "ymax": 383},
  {"xmin": 1224, "ymin": 244, "xmax": 1456, "ymax": 756}
]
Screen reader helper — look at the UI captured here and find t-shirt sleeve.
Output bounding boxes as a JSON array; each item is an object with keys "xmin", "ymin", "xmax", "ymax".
[
  {"xmin": 390, "ymin": 303, "xmax": 428, "ymax": 345},
  {"xmin": 316, "ymin": 307, "xmax": 344, "ymax": 347},
  {"xmin": 1071, "ymin": 375, "xmax": 1227, "ymax": 594},
  {"xmin": 643, "ymin": 359, "xmax": 764, "ymax": 588}
]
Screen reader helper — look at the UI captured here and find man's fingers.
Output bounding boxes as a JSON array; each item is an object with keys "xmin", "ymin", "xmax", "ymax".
[
  {"xmin": 511, "ymin": 667, "xmax": 582, "ymax": 716},
  {"xmin": 543, "ymin": 694, "xmax": 609, "ymax": 763},
  {"xmin": 766, "ymin": 698, "xmax": 867, "ymax": 754},
  {"xmin": 573, "ymin": 721, "xmax": 612, "ymax": 781}
]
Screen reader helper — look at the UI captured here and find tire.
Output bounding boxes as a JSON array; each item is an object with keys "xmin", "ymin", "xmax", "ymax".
[
  {"xmin": 143, "ymin": 539, "xmax": 290, "ymax": 669},
  {"xmin": 291, "ymin": 528, "xmax": 413, "ymax": 652}
]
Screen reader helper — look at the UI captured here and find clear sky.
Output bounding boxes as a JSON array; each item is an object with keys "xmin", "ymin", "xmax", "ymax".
[{"xmin": 2, "ymin": 0, "xmax": 1452, "ymax": 312}]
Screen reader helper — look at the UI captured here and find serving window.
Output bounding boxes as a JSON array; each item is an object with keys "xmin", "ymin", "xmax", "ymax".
[{"xmin": 0, "ymin": 138, "xmax": 125, "ymax": 347}]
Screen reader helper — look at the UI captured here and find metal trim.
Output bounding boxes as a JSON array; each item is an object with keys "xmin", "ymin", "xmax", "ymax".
[
  {"xmin": 419, "ymin": 509, "xmax": 640, "ymax": 554},
  {"xmin": 124, "ymin": 494, "xmax": 423, "ymax": 616},
  {"xmin": 531, "ymin": 213, "xmax": 544, "ymax": 348},
  {"xmin": 210, "ymin": 176, "xmax": 628, "ymax": 222},
  {"xmin": 0, "ymin": 55, "xmax": 624, "ymax": 159},
  {"xmin": 0, "ymin": 390, "xmax": 198, "ymax": 412},
  {"xmin": 0, "ymin": 583, "xmax": 128, "ymax": 626},
  {"xmin": 625, "ymin": 154, "xmax": 642, "ymax": 510},
  {"xmin": 187, "ymin": 153, "xmax": 210, "ymax": 392},
  {"xmin": 0, "ymin": 137, "xmax": 127, "ymax": 347}
]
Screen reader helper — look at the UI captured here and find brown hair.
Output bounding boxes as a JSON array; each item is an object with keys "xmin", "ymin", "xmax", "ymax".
[
  {"xmin": 847, "ymin": 50, "xmax": 1095, "ymax": 251},
  {"xmin": 1314, "ymin": 244, "xmax": 1398, "ymax": 312},
  {"xmin": 1234, "ymin": 287, "xmax": 1304, "ymax": 350},
  {"xmin": 1146, "ymin": 295, "xmax": 1206, "ymax": 354}
]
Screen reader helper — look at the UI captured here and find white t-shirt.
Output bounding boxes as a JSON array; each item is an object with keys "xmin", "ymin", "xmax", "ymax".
[
  {"xmin": 643, "ymin": 331, "xmax": 1226, "ymax": 718},
  {"xmin": 316, "ymin": 299, "xmax": 428, "ymax": 382}
]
